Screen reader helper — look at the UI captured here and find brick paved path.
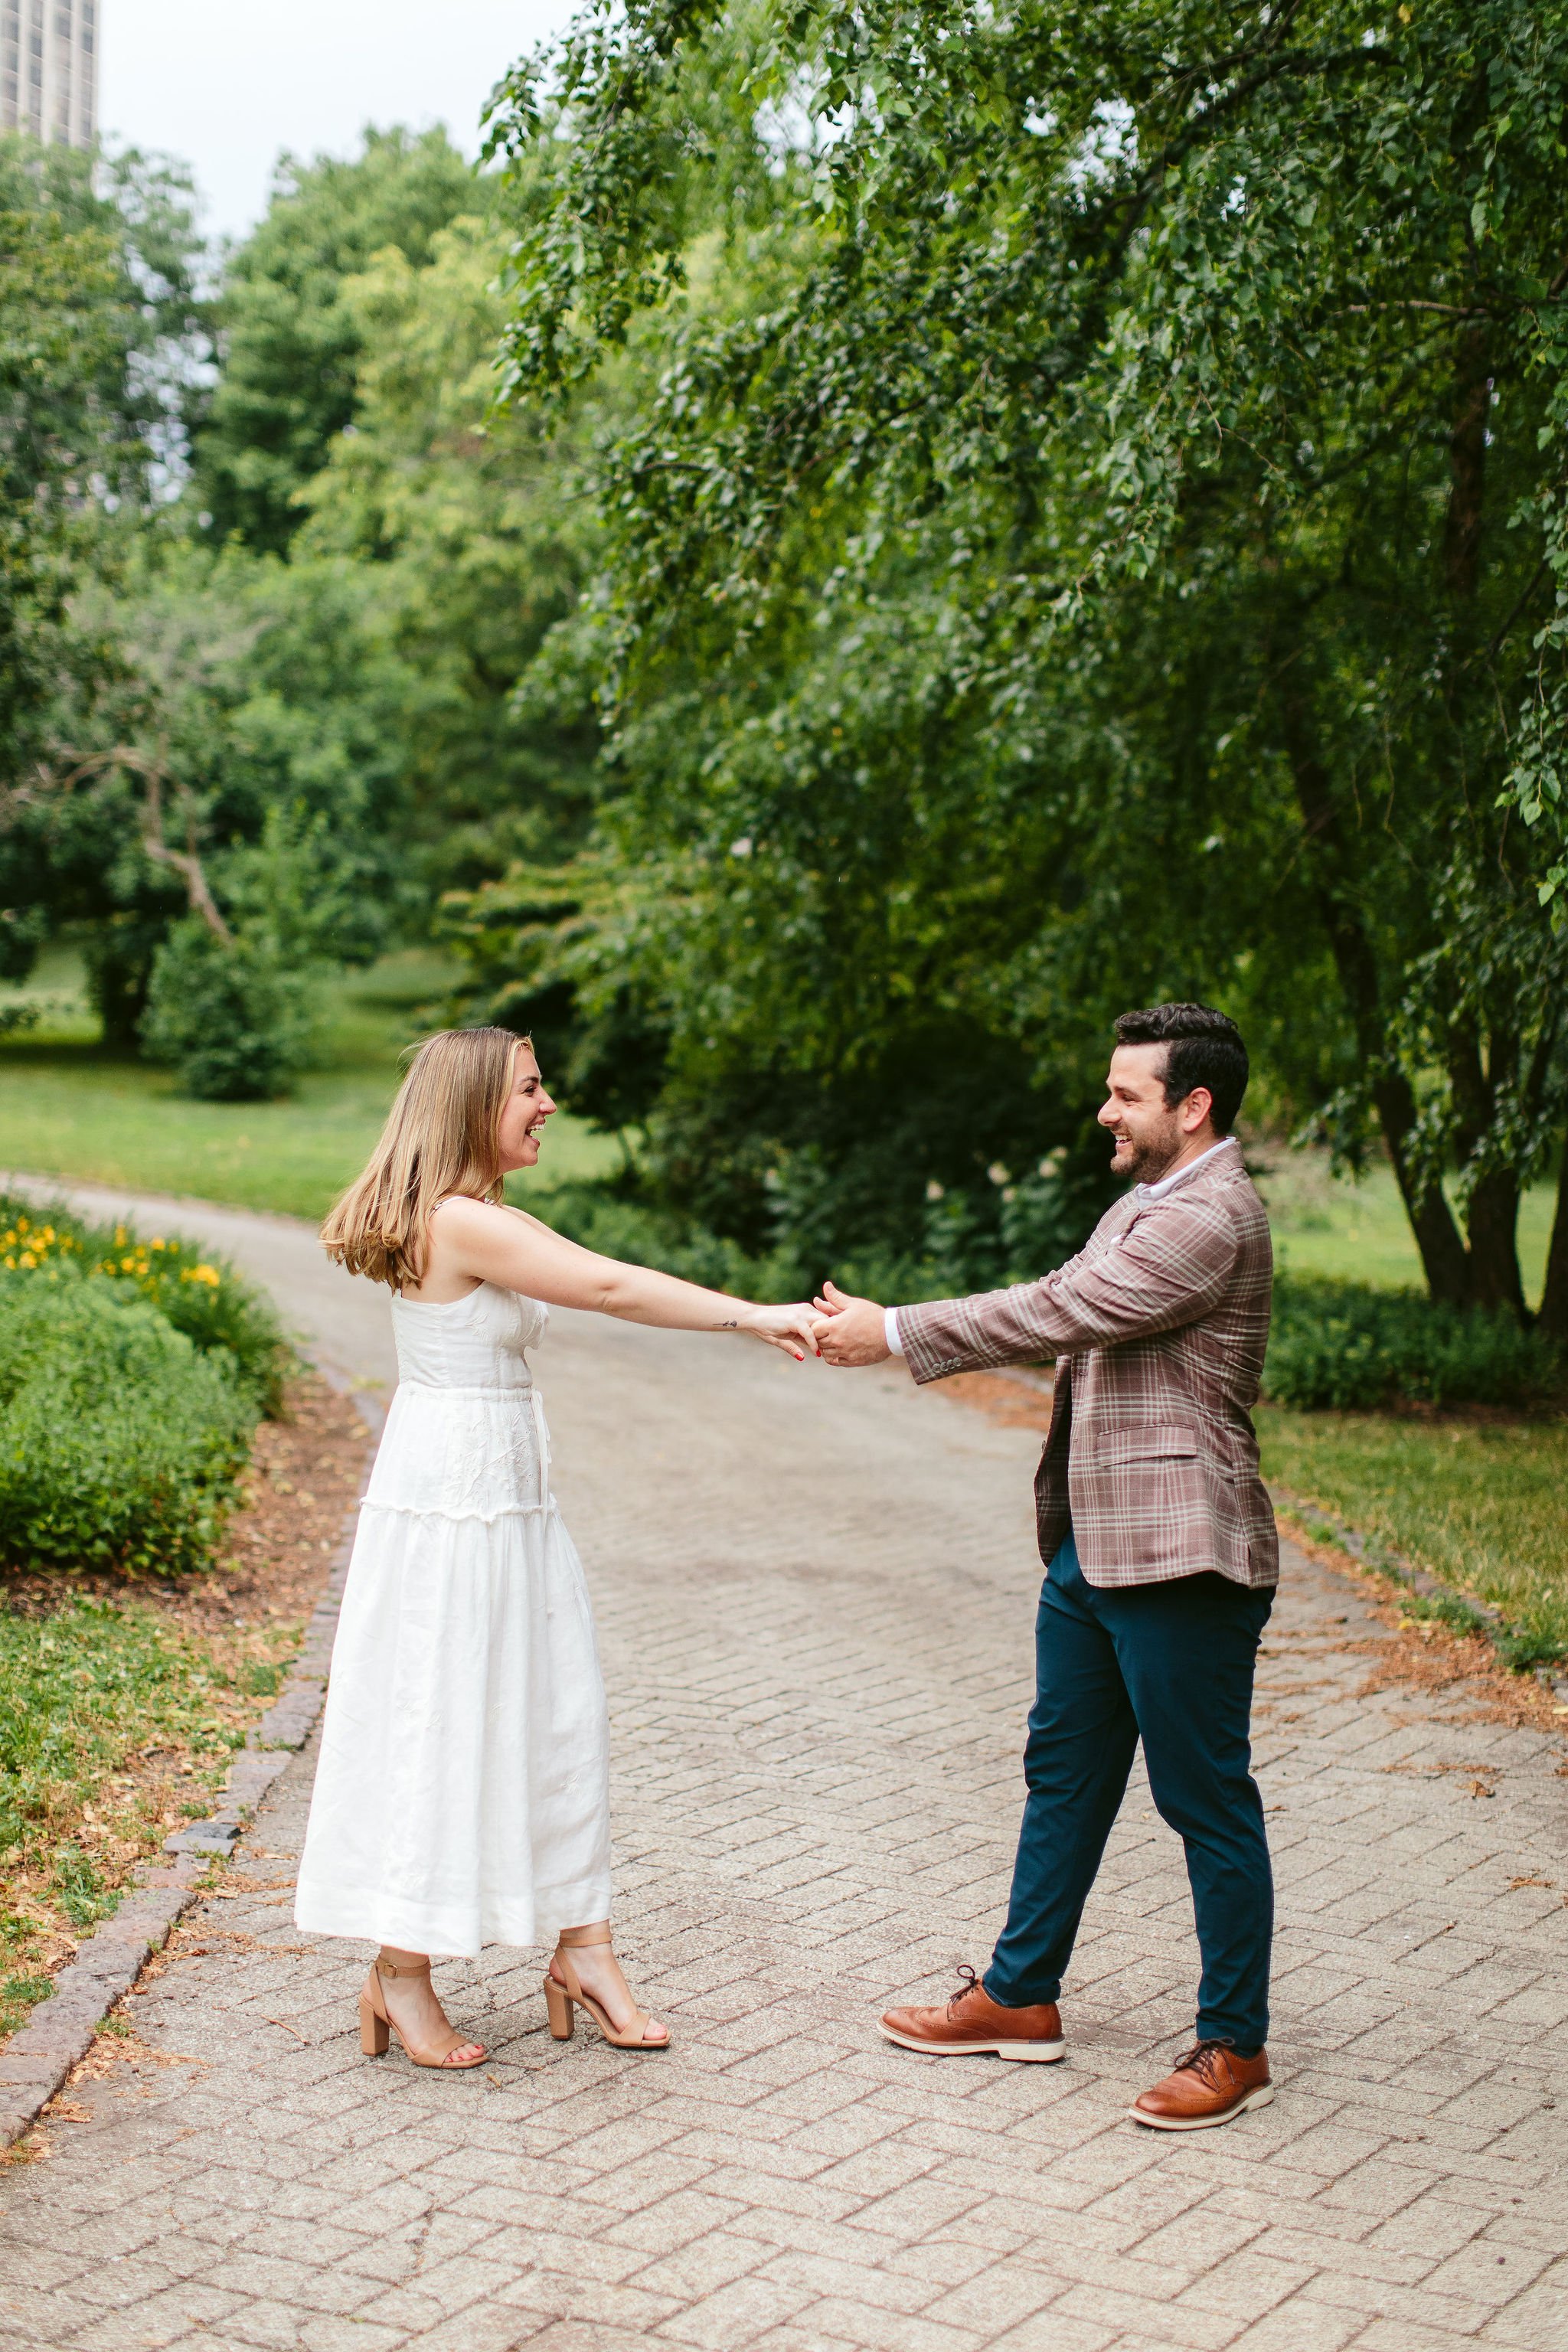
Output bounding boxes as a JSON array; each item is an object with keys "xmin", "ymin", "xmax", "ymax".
[{"xmin": 5, "ymin": 1233, "xmax": 1568, "ymax": 2351}]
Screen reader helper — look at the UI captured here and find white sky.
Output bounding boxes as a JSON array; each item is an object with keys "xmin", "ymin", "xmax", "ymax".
[{"xmin": 101, "ymin": 2, "xmax": 581, "ymax": 245}]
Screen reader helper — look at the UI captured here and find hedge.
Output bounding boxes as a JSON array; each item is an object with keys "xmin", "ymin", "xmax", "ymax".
[
  {"xmin": 0, "ymin": 1269, "xmax": 254, "ymax": 1575},
  {"xmin": 1263, "ymin": 1274, "xmax": 1562, "ymax": 1412}
]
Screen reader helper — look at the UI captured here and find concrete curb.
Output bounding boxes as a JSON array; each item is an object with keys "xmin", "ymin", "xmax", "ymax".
[{"xmin": 0, "ymin": 1374, "xmax": 383, "ymax": 2151}]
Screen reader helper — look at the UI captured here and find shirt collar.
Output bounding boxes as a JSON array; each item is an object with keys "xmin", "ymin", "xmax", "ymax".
[{"xmin": 1135, "ymin": 1135, "xmax": 1239, "ymax": 1204}]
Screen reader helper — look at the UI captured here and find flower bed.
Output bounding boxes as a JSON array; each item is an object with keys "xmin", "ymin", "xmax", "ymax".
[
  {"xmin": 0, "ymin": 1197, "xmax": 288, "ymax": 1413},
  {"xmin": 0, "ymin": 1194, "xmax": 291, "ymax": 1581}
]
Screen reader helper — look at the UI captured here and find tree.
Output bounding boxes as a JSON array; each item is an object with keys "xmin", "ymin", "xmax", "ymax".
[
  {"xmin": 482, "ymin": 0, "xmax": 1568, "ymax": 1323},
  {"xmin": 190, "ymin": 128, "xmax": 482, "ymax": 553},
  {"xmin": 295, "ymin": 211, "xmax": 599, "ymax": 892},
  {"xmin": 0, "ymin": 136, "xmax": 204, "ymax": 1018},
  {"xmin": 5, "ymin": 132, "xmax": 595, "ymax": 1061}
]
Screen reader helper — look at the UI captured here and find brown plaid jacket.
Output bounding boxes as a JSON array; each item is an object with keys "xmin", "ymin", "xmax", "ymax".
[{"xmin": 897, "ymin": 1141, "xmax": 1276, "ymax": 1589}]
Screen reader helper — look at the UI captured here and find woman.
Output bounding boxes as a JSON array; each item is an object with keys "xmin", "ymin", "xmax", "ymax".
[{"xmin": 296, "ymin": 1027, "xmax": 816, "ymax": 2067}]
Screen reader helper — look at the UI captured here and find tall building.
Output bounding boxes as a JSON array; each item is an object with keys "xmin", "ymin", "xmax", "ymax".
[{"xmin": 2, "ymin": 0, "xmax": 97, "ymax": 150}]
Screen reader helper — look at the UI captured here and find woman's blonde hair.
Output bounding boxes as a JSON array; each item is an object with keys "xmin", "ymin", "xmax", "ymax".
[{"xmin": 321, "ymin": 1026, "xmax": 529, "ymax": 1291}]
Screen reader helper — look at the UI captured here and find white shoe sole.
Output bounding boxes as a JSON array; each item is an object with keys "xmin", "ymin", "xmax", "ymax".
[
  {"xmin": 1128, "ymin": 2082, "xmax": 1276, "ymax": 2129},
  {"xmin": 877, "ymin": 2022, "xmax": 1066, "ymax": 2063}
]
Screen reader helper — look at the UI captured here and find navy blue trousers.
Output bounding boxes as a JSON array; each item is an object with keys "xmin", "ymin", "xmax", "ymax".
[{"xmin": 983, "ymin": 1530, "xmax": 1275, "ymax": 2050}]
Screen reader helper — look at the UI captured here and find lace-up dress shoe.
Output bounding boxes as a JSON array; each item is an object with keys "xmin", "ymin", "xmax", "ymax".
[
  {"xmin": 1130, "ymin": 2040, "xmax": 1273, "ymax": 2129},
  {"xmin": 880, "ymin": 1968, "xmax": 1065, "ymax": 2062}
]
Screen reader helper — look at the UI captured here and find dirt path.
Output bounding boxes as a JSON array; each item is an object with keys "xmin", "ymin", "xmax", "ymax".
[{"xmin": 4, "ymin": 1187, "xmax": 1566, "ymax": 2351}]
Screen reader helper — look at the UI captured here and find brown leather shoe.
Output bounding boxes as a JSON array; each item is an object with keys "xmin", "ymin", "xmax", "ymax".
[
  {"xmin": 880, "ymin": 1968, "xmax": 1065, "ymax": 2063},
  {"xmin": 1129, "ymin": 2040, "xmax": 1274, "ymax": 2130}
]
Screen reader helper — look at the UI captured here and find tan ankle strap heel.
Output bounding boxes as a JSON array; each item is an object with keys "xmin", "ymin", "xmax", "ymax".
[
  {"xmin": 359, "ymin": 1960, "xmax": 487, "ymax": 2070},
  {"xmin": 544, "ymin": 1929, "xmax": 670, "ymax": 2053}
]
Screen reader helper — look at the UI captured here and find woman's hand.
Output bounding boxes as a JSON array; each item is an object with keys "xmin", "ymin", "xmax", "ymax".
[{"xmin": 743, "ymin": 1302, "xmax": 822, "ymax": 1361}]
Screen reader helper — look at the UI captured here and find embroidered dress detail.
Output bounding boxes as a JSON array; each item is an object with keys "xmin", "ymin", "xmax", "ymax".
[{"xmin": 295, "ymin": 1282, "xmax": 612, "ymax": 1957}]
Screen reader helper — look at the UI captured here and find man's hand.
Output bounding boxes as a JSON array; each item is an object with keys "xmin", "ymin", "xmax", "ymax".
[{"xmin": 810, "ymin": 1279, "xmax": 892, "ymax": 1367}]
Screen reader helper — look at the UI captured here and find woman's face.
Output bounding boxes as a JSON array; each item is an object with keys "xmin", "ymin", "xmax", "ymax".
[{"xmin": 495, "ymin": 1044, "xmax": 557, "ymax": 1174}]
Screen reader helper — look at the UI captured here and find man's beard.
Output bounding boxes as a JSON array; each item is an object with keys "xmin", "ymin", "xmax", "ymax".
[{"xmin": 1113, "ymin": 1130, "xmax": 1181, "ymax": 1185}]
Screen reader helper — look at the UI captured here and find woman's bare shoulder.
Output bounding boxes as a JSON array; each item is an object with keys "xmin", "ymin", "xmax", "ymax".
[
  {"xmin": 430, "ymin": 1193, "xmax": 511, "ymax": 1228},
  {"xmin": 429, "ymin": 1195, "xmax": 562, "ymax": 1253},
  {"xmin": 501, "ymin": 1202, "xmax": 557, "ymax": 1236}
]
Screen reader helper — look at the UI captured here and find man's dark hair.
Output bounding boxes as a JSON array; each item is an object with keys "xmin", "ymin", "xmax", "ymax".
[{"xmin": 1112, "ymin": 1002, "xmax": 1250, "ymax": 1135}]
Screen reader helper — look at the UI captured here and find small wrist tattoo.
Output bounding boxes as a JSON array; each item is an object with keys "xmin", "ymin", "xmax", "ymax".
[{"xmin": 712, "ymin": 1318, "xmax": 740, "ymax": 1330}]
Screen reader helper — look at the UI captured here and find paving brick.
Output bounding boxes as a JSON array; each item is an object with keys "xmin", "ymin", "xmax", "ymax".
[
  {"xmin": 1053, "ymin": 2279, "xmax": 1239, "ymax": 2347},
  {"xmin": 1355, "ymin": 2322, "xmax": 1499, "ymax": 2350},
  {"xmin": 652, "ymin": 2272, "xmax": 816, "ymax": 2347},
  {"xmin": 389, "ymin": 2306, "xmax": 544, "ymax": 2352},
  {"xmin": 1472, "ymin": 2261, "xmax": 1568, "ymax": 2346},
  {"xmin": 779, "ymin": 2298, "xmax": 983, "ymax": 2352},
  {"xmin": 2, "ymin": 1279, "xmax": 1565, "ymax": 2351},
  {"xmin": 917, "ymin": 2262, "xmax": 1062, "ymax": 2333},
  {"xmin": 984, "ymin": 2319, "xmax": 1119, "ymax": 2352},
  {"xmin": 297, "ymin": 2318, "xmax": 410, "ymax": 2352},
  {"xmin": 622, "ymin": 2230, "xmax": 776, "ymax": 2302},
  {"xmin": 1224, "ymin": 2299, "xmax": 1364, "ymax": 2349},
  {"xmin": 1416, "ymin": 2237, "xmax": 1556, "ymax": 2308}
]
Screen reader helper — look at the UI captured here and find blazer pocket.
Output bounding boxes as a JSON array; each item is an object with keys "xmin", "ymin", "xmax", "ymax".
[{"xmin": 1093, "ymin": 1424, "xmax": 1199, "ymax": 1463}]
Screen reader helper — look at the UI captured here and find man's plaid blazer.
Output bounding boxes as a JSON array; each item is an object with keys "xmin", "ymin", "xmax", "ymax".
[{"xmin": 897, "ymin": 1140, "xmax": 1276, "ymax": 1590}]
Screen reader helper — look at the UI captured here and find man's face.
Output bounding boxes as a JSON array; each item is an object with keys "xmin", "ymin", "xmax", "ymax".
[{"xmin": 1098, "ymin": 1044, "xmax": 1186, "ymax": 1184}]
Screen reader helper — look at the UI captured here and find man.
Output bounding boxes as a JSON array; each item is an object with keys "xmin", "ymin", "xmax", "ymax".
[{"xmin": 812, "ymin": 1003, "xmax": 1278, "ymax": 2130}]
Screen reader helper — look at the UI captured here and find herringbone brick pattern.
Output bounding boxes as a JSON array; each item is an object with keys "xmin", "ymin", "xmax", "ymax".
[{"xmin": 5, "ymin": 1306, "xmax": 1566, "ymax": 2350}]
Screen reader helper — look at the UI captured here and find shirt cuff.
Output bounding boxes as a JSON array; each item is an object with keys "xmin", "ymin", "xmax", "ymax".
[{"xmin": 884, "ymin": 1306, "xmax": 904, "ymax": 1357}]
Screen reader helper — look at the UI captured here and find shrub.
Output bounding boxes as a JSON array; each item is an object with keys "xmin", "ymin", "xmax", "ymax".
[
  {"xmin": 0, "ymin": 1269, "xmax": 253, "ymax": 1575},
  {"xmin": 0, "ymin": 1195, "xmax": 289, "ymax": 1414},
  {"xmin": 1263, "ymin": 1275, "xmax": 1563, "ymax": 1412},
  {"xmin": 140, "ymin": 919, "xmax": 316, "ymax": 1102}
]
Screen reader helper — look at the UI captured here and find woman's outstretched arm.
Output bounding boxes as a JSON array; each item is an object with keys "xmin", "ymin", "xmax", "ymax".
[{"xmin": 425, "ymin": 1197, "xmax": 819, "ymax": 1358}]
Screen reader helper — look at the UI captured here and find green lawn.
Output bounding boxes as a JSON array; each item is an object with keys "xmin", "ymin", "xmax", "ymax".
[
  {"xmin": 0, "ymin": 1592, "xmax": 263, "ymax": 2037},
  {"xmin": 1259, "ymin": 1405, "xmax": 1568, "ymax": 1656},
  {"xmin": 0, "ymin": 948, "xmax": 618, "ymax": 1221},
  {"xmin": 1254, "ymin": 1150, "xmax": 1555, "ymax": 1306}
]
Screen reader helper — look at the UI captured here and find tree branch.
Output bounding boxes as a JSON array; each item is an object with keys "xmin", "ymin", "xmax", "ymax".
[{"xmin": 56, "ymin": 746, "xmax": 234, "ymax": 945}]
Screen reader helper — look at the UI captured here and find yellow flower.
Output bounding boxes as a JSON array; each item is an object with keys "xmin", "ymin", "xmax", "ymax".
[
  {"xmin": 181, "ymin": 1264, "xmax": 221, "ymax": 1288},
  {"xmin": 18, "ymin": 1251, "xmax": 35, "ymax": 1269}
]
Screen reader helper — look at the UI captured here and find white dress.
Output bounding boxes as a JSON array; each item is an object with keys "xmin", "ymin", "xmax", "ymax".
[{"xmin": 295, "ymin": 1281, "xmax": 613, "ymax": 1956}]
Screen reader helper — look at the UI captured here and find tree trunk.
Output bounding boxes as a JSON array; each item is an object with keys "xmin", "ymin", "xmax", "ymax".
[
  {"xmin": 1434, "ymin": 321, "xmax": 1530, "ymax": 1315},
  {"xmin": 1446, "ymin": 1018, "xmax": 1527, "ymax": 1316},
  {"xmin": 1277, "ymin": 677, "xmax": 1472, "ymax": 1304},
  {"xmin": 1465, "ymin": 1168, "xmax": 1526, "ymax": 1320},
  {"xmin": 1443, "ymin": 323, "xmax": 1490, "ymax": 603},
  {"xmin": 1537, "ymin": 1143, "xmax": 1568, "ymax": 1344}
]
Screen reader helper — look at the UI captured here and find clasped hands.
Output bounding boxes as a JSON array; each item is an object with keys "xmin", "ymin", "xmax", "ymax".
[
  {"xmin": 746, "ymin": 1279, "xmax": 888, "ymax": 1364},
  {"xmin": 809, "ymin": 1279, "xmax": 890, "ymax": 1367}
]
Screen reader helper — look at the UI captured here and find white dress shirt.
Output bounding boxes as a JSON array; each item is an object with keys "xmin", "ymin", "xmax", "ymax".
[{"xmin": 884, "ymin": 1135, "xmax": 1240, "ymax": 1355}]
